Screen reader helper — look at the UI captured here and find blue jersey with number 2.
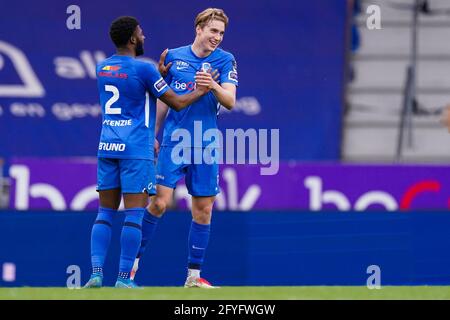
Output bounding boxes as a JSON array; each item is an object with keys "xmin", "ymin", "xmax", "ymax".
[{"xmin": 96, "ymin": 55, "xmax": 169, "ymax": 160}]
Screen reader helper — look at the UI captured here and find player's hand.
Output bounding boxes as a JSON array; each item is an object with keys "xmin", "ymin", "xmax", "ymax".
[
  {"xmin": 195, "ymin": 69, "xmax": 220, "ymax": 93},
  {"xmin": 211, "ymin": 69, "xmax": 220, "ymax": 83},
  {"xmin": 154, "ymin": 138, "xmax": 160, "ymax": 157},
  {"xmin": 158, "ymin": 48, "xmax": 173, "ymax": 77}
]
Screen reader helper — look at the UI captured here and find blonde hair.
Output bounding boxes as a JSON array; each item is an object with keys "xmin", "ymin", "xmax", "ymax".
[{"xmin": 195, "ymin": 8, "xmax": 229, "ymax": 29}]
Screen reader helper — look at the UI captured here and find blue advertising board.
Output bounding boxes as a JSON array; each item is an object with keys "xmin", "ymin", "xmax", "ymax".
[
  {"xmin": 1, "ymin": 210, "xmax": 450, "ymax": 287},
  {"xmin": 0, "ymin": 0, "xmax": 347, "ymax": 160}
]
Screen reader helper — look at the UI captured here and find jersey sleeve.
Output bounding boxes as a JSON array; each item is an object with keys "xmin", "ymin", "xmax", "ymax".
[
  {"xmin": 220, "ymin": 54, "xmax": 239, "ymax": 86},
  {"xmin": 138, "ymin": 62, "xmax": 170, "ymax": 98}
]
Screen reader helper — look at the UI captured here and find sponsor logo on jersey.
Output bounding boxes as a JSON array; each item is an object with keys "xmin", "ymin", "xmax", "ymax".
[
  {"xmin": 98, "ymin": 70, "xmax": 128, "ymax": 79},
  {"xmin": 102, "ymin": 65, "xmax": 121, "ymax": 71},
  {"xmin": 175, "ymin": 60, "xmax": 189, "ymax": 70},
  {"xmin": 174, "ymin": 80, "xmax": 195, "ymax": 91},
  {"xmin": 98, "ymin": 65, "xmax": 127, "ymax": 79},
  {"xmin": 154, "ymin": 77, "xmax": 168, "ymax": 92},
  {"xmin": 98, "ymin": 142, "xmax": 126, "ymax": 152}
]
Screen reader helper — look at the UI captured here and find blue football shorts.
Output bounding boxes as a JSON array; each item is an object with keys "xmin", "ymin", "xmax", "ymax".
[
  {"xmin": 156, "ymin": 146, "xmax": 220, "ymax": 197},
  {"xmin": 97, "ymin": 157, "xmax": 156, "ymax": 195}
]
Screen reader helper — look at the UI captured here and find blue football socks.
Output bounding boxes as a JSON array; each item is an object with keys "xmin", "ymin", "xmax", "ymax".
[
  {"xmin": 137, "ymin": 210, "xmax": 160, "ymax": 258},
  {"xmin": 187, "ymin": 220, "xmax": 211, "ymax": 270},
  {"xmin": 119, "ymin": 208, "xmax": 145, "ymax": 278},
  {"xmin": 90, "ymin": 207, "xmax": 116, "ymax": 277}
]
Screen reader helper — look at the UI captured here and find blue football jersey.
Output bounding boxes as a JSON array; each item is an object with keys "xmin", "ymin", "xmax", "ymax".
[
  {"xmin": 161, "ymin": 45, "xmax": 238, "ymax": 148},
  {"xmin": 96, "ymin": 55, "xmax": 169, "ymax": 160}
]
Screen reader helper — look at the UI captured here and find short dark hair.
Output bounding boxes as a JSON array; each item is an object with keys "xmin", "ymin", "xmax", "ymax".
[{"xmin": 109, "ymin": 16, "xmax": 139, "ymax": 48}]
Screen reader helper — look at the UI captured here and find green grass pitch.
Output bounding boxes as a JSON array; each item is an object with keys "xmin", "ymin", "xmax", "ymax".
[{"xmin": 1, "ymin": 286, "xmax": 450, "ymax": 300}]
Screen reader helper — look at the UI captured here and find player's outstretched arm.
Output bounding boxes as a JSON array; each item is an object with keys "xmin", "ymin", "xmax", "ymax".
[
  {"xmin": 159, "ymin": 71, "xmax": 216, "ymax": 111},
  {"xmin": 159, "ymin": 88, "xmax": 204, "ymax": 111}
]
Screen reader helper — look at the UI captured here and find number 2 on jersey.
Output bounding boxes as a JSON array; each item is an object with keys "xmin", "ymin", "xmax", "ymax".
[
  {"xmin": 105, "ymin": 85, "xmax": 121, "ymax": 114},
  {"xmin": 104, "ymin": 84, "xmax": 150, "ymax": 128}
]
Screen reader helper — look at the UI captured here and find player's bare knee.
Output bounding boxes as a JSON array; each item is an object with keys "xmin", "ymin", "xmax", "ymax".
[
  {"xmin": 149, "ymin": 197, "xmax": 167, "ymax": 217},
  {"xmin": 192, "ymin": 206, "xmax": 212, "ymax": 224}
]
